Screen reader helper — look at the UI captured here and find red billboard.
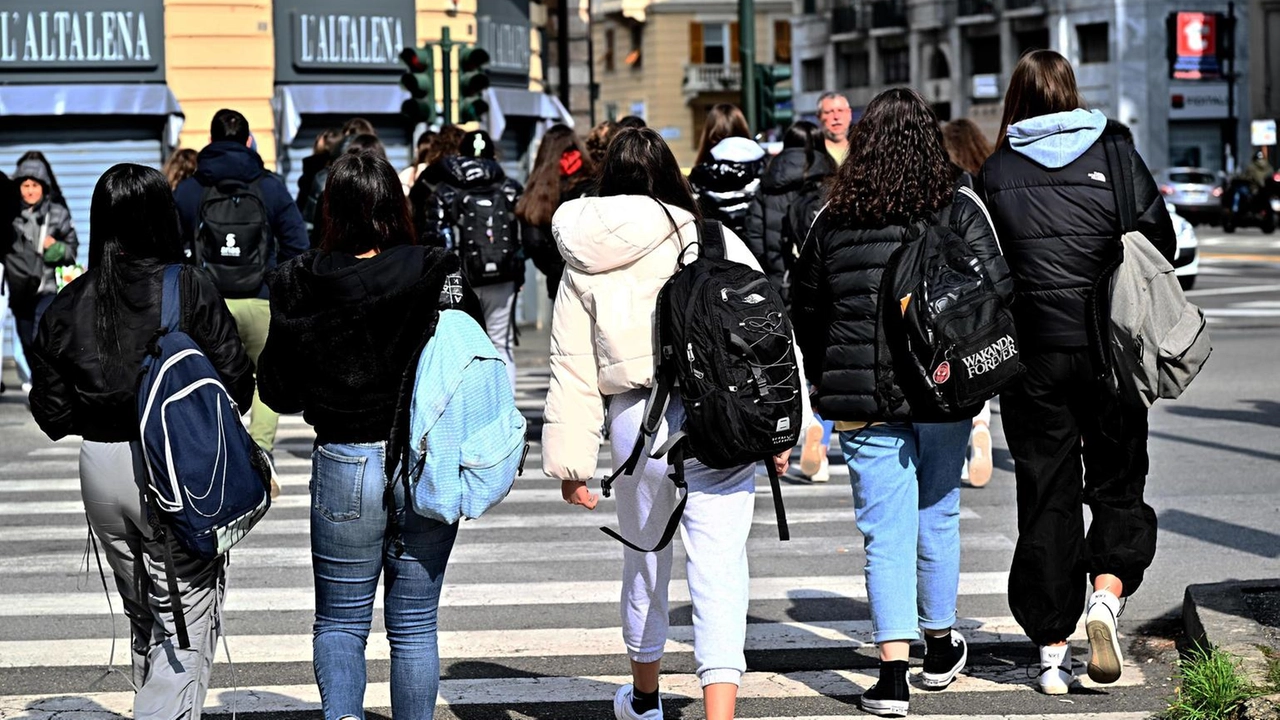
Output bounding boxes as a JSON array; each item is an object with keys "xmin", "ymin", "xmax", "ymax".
[{"xmin": 1172, "ymin": 12, "xmax": 1223, "ymax": 79}]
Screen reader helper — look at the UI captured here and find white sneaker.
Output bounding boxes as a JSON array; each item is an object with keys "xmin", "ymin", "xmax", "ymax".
[
  {"xmin": 809, "ymin": 457, "xmax": 830, "ymax": 483},
  {"xmin": 1086, "ymin": 590, "xmax": 1123, "ymax": 684},
  {"xmin": 613, "ymin": 684, "xmax": 662, "ymax": 720},
  {"xmin": 1036, "ymin": 646, "xmax": 1074, "ymax": 695}
]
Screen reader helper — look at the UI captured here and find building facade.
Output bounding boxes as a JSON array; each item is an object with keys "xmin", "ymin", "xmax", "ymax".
[
  {"xmin": 1249, "ymin": 0, "xmax": 1279, "ymax": 158},
  {"xmin": 790, "ymin": 0, "xmax": 1251, "ymax": 174}
]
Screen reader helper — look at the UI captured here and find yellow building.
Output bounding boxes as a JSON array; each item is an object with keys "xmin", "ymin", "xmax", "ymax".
[{"xmin": 593, "ymin": 0, "xmax": 793, "ymax": 168}]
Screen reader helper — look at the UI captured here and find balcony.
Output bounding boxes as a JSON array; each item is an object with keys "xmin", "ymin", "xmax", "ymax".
[
  {"xmin": 870, "ymin": 0, "xmax": 907, "ymax": 29},
  {"xmin": 832, "ymin": 4, "xmax": 868, "ymax": 36},
  {"xmin": 958, "ymin": 0, "xmax": 996, "ymax": 17},
  {"xmin": 683, "ymin": 64, "xmax": 741, "ymax": 102}
]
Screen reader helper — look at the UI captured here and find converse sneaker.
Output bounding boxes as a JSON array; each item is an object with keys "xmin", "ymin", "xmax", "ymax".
[
  {"xmin": 809, "ymin": 456, "xmax": 830, "ymax": 483},
  {"xmin": 967, "ymin": 422, "xmax": 993, "ymax": 488},
  {"xmin": 921, "ymin": 629, "xmax": 967, "ymax": 690},
  {"xmin": 859, "ymin": 660, "xmax": 910, "ymax": 717},
  {"xmin": 799, "ymin": 422, "xmax": 826, "ymax": 477},
  {"xmin": 1086, "ymin": 590, "xmax": 1123, "ymax": 684},
  {"xmin": 1036, "ymin": 645, "xmax": 1074, "ymax": 695},
  {"xmin": 614, "ymin": 684, "xmax": 662, "ymax": 720}
]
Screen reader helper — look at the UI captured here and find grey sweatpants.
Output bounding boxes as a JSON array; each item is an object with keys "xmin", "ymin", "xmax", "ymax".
[
  {"xmin": 473, "ymin": 281, "xmax": 517, "ymax": 391},
  {"xmin": 608, "ymin": 389, "xmax": 755, "ymax": 687},
  {"xmin": 80, "ymin": 440, "xmax": 226, "ymax": 719}
]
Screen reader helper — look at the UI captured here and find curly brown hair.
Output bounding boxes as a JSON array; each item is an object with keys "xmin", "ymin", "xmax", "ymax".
[
  {"xmin": 585, "ymin": 120, "xmax": 617, "ymax": 168},
  {"xmin": 825, "ymin": 88, "xmax": 955, "ymax": 227},
  {"xmin": 942, "ymin": 119, "xmax": 993, "ymax": 176}
]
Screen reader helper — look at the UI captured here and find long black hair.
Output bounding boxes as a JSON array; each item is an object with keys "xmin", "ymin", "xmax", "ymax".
[
  {"xmin": 598, "ymin": 127, "xmax": 700, "ymax": 217},
  {"xmin": 782, "ymin": 120, "xmax": 830, "ymax": 175},
  {"xmin": 320, "ymin": 152, "xmax": 416, "ymax": 255},
  {"xmin": 88, "ymin": 164, "xmax": 185, "ymax": 375}
]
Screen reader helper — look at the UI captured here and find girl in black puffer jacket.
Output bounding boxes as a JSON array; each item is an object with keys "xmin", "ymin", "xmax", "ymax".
[
  {"xmin": 744, "ymin": 121, "xmax": 835, "ymax": 295},
  {"xmin": 792, "ymin": 88, "xmax": 1010, "ymax": 717},
  {"xmin": 975, "ymin": 51, "xmax": 1176, "ymax": 694},
  {"xmin": 688, "ymin": 103, "xmax": 766, "ymax": 238}
]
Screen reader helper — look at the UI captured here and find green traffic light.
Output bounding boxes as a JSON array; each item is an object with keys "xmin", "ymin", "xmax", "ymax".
[
  {"xmin": 459, "ymin": 97, "xmax": 490, "ymax": 123},
  {"xmin": 457, "ymin": 45, "xmax": 491, "ymax": 121}
]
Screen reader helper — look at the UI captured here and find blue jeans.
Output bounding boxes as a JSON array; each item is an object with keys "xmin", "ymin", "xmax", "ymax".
[
  {"xmin": 311, "ymin": 442, "xmax": 459, "ymax": 720},
  {"xmin": 840, "ymin": 421, "xmax": 969, "ymax": 643}
]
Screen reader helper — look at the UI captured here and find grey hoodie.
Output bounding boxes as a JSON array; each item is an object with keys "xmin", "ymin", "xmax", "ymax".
[{"xmin": 1007, "ymin": 109, "xmax": 1108, "ymax": 169}]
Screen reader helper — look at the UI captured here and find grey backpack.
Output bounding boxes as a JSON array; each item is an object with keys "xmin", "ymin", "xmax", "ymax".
[{"xmin": 1091, "ymin": 136, "xmax": 1211, "ymax": 407}]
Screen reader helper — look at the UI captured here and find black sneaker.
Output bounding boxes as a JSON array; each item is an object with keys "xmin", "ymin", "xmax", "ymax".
[
  {"xmin": 859, "ymin": 660, "xmax": 909, "ymax": 717},
  {"xmin": 921, "ymin": 629, "xmax": 967, "ymax": 690}
]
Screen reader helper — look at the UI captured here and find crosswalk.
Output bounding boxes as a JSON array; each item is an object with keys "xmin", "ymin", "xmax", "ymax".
[{"xmin": 0, "ymin": 367, "xmax": 1157, "ymax": 719}]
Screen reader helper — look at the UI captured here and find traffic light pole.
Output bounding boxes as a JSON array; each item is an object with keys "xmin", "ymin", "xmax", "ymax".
[
  {"xmin": 441, "ymin": 26, "xmax": 454, "ymax": 125},
  {"xmin": 738, "ymin": 0, "xmax": 757, "ymax": 134}
]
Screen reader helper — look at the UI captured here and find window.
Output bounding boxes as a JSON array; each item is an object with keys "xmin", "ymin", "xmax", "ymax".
[
  {"xmin": 1017, "ymin": 28, "xmax": 1050, "ymax": 57},
  {"xmin": 882, "ymin": 45, "xmax": 909, "ymax": 84},
  {"xmin": 969, "ymin": 36, "xmax": 1000, "ymax": 74},
  {"xmin": 774, "ymin": 20, "xmax": 792, "ymax": 63},
  {"xmin": 604, "ymin": 28, "xmax": 616, "ymax": 72},
  {"xmin": 837, "ymin": 47, "xmax": 870, "ymax": 88},
  {"xmin": 1077, "ymin": 22, "xmax": 1109, "ymax": 64},
  {"xmin": 627, "ymin": 24, "xmax": 643, "ymax": 68},
  {"xmin": 927, "ymin": 45, "xmax": 950, "ymax": 80},
  {"xmin": 802, "ymin": 57, "xmax": 825, "ymax": 93},
  {"xmin": 690, "ymin": 22, "xmax": 738, "ymax": 65}
]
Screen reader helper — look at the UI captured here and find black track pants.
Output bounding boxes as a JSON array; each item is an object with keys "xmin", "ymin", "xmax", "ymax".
[{"xmin": 1000, "ymin": 349, "xmax": 1158, "ymax": 646}]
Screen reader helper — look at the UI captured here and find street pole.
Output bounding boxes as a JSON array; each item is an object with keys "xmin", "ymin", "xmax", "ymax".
[
  {"xmin": 1225, "ymin": 1, "xmax": 1236, "ymax": 173},
  {"xmin": 739, "ymin": 0, "xmax": 757, "ymax": 134},
  {"xmin": 587, "ymin": 0, "xmax": 597, "ymax": 126},
  {"xmin": 557, "ymin": 0, "xmax": 571, "ymax": 110},
  {"xmin": 441, "ymin": 26, "xmax": 454, "ymax": 126}
]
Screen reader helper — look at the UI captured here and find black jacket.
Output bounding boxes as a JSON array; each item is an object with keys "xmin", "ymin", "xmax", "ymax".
[
  {"xmin": 174, "ymin": 142, "xmax": 311, "ymax": 299},
  {"xmin": 792, "ymin": 188, "xmax": 1011, "ymax": 422},
  {"xmin": 6, "ymin": 159, "xmax": 78, "ymax": 310},
  {"xmin": 689, "ymin": 156, "xmax": 765, "ymax": 239},
  {"xmin": 976, "ymin": 122, "xmax": 1176, "ymax": 348},
  {"xmin": 521, "ymin": 173, "xmax": 591, "ymax": 299},
  {"xmin": 296, "ymin": 151, "xmax": 330, "ymax": 213},
  {"xmin": 744, "ymin": 149, "xmax": 835, "ymax": 293},
  {"xmin": 258, "ymin": 246, "xmax": 482, "ymax": 447},
  {"xmin": 29, "ymin": 262, "xmax": 253, "ymax": 443}
]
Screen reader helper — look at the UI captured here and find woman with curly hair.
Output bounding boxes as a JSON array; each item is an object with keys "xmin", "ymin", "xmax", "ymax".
[
  {"xmin": 162, "ymin": 149, "xmax": 199, "ymax": 191},
  {"xmin": 792, "ymin": 88, "xmax": 1010, "ymax": 717}
]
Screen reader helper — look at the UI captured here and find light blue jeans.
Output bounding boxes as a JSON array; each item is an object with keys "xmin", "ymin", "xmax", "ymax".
[
  {"xmin": 840, "ymin": 421, "xmax": 970, "ymax": 643},
  {"xmin": 310, "ymin": 442, "xmax": 459, "ymax": 720}
]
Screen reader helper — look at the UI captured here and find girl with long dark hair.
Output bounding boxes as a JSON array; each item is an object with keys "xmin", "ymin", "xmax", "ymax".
[
  {"xmin": 689, "ymin": 104, "xmax": 766, "ymax": 238},
  {"xmin": 29, "ymin": 163, "xmax": 253, "ymax": 718},
  {"xmin": 515, "ymin": 124, "xmax": 594, "ymax": 298},
  {"xmin": 977, "ymin": 49, "xmax": 1175, "ymax": 694},
  {"xmin": 792, "ymin": 88, "xmax": 1010, "ymax": 716},
  {"xmin": 258, "ymin": 151, "xmax": 479, "ymax": 719},
  {"xmin": 544, "ymin": 127, "xmax": 808, "ymax": 720}
]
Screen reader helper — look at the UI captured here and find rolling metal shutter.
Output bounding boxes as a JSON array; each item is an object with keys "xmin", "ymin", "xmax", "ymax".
[{"xmin": 279, "ymin": 117, "xmax": 412, "ymax": 205}]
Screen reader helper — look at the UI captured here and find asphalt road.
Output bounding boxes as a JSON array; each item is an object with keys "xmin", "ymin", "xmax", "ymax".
[{"xmin": 0, "ymin": 231, "xmax": 1277, "ymax": 719}]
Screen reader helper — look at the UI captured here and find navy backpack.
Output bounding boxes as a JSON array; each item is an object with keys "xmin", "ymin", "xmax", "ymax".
[{"xmin": 137, "ymin": 265, "xmax": 271, "ymax": 646}]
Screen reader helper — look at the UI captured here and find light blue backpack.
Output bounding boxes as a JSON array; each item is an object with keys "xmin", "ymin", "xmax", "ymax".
[{"xmin": 406, "ymin": 309, "xmax": 527, "ymax": 523}]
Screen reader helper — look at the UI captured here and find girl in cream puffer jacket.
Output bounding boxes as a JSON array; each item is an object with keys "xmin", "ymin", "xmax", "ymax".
[{"xmin": 542, "ymin": 127, "xmax": 809, "ymax": 720}]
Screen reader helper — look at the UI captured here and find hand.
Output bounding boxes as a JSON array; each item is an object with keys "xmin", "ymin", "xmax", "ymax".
[
  {"xmin": 42, "ymin": 236, "xmax": 56, "ymax": 250},
  {"xmin": 772, "ymin": 448, "xmax": 793, "ymax": 476},
  {"xmin": 562, "ymin": 479, "xmax": 599, "ymax": 510}
]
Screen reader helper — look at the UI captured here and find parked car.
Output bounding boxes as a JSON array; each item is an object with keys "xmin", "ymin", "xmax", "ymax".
[
  {"xmin": 1168, "ymin": 203, "xmax": 1200, "ymax": 290},
  {"xmin": 1157, "ymin": 167, "xmax": 1222, "ymax": 226}
]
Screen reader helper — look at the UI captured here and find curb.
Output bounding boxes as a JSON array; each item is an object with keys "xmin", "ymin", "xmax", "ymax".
[{"xmin": 1183, "ymin": 579, "xmax": 1280, "ymax": 687}]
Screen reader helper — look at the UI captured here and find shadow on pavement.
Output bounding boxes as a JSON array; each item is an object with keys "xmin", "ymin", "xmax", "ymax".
[
  {"xmin": 1165, "ymin": 399, "xmax": 1280, "ymax": 429},
  {"xmin": 1159, "ymin": 508, "xmax": 1280, "ymax": 559}
]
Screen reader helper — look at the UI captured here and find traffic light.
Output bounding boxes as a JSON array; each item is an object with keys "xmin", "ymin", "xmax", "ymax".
[
  {"xmin": 400, "ymin": 45, "xmax": 437, "ymax": 124},
  {"xmin": 458, "ymin": 45, "xmax": 491, "ymax": 123},
  {"xmin": 756, "ymin": 63, "xmax": 794, "ymax": 130}
]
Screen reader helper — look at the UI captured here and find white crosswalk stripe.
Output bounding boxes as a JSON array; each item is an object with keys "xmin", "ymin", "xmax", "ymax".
[{"xmin": 0, "ymin": 365, "xmax": 1151, "ymax": 719}]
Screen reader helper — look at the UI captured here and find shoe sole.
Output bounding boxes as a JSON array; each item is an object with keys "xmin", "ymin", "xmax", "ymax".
[
  {"xmin": 1038, "ymin": 679, "xmax": 1071, "ymax": 695},
  {"xmin": 1086, "ymin": 618, "xmax": 1123, "ymax": 684},
  {"xmin": 799, "ymin": 423, "xmax": 825, "ymax": 477},
  {"xmin": 968, "ymin": 427, "xmax": 993, "ymax": 488},
  {"xmin": 920, "ymin": 644, "xmax": 968, "ymax": 690},
  {"xmin": 859, "ymin": 697, "xmax": 909, "ymax": 717}
]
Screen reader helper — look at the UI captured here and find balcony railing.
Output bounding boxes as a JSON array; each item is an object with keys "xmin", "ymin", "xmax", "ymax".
[
  {"xmin": 958, "ymin": 0, "xmax": 996, "ymax": 16},
  {"xmin": 1005, "ymin": 0, "xmax": 1044, "ymax": 10},
  {"xmin": 870, "ymin": 0, "xmax": 906, "ymax": 28},
  {"xmin": 683, "ymin": 64, "xmax": 741, "ymax": 100},
  {"xmin": 832, "ymin": 4, "xmax": 867, "ymax": 34}
]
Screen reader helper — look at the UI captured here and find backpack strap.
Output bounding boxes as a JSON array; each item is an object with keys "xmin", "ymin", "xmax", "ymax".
[
  {"xmin": 1102, "ymin": 135, "xmax": 1138, "ymax": 233},
  {"xmin": 599, "ymin": 441, "xmax": 689, "ymax": 553},
  {"xmin": 697, "ymin": 219, "xmax": 726, "ymax": 261},
  {"xmin": 160, "ymin": 265, "xmax": 182, "ymax": 334}
]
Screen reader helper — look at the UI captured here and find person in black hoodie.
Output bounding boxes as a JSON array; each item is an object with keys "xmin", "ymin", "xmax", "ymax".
[
  {"xmin": 174, "ymin": 109, "xmax": 310, "ymax": 474},
  {"xmin": 30, "ymin": 164, "xmax": 252, "ymax": 719},
  {"xmin": 792, "ymin": 88, "xmax": 1010, "ymax": 717},
  {"xmin": 515, "ymin": 124, "xmax": 594, "ymax": 299},
  {"xmin": 419, "ymin": 130, "xmax": 525, "ymax": 390},
  {"xmin": 975, "ymin": 50, "xmax": 1175, "ymax": 694},
  {"xmin": 257, "ymin": 152, "xmax": 479, "ymax": 720},
  {"xmin": 689, "ymin": 103, "xmax": 766, "ymax": 238},
  {"xmin": 744, "ymin": 120, "xmax": 835, "ymax": 296}
]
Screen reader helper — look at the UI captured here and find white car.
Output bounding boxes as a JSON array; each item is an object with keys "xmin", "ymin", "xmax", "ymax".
[{"xmin": 1167, "ymin": 203, "xmax": 1200, "ymax": 290}]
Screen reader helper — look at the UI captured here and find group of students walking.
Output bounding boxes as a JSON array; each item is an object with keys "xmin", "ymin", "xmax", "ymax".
[{"xmin": 11, "ymin": 48, "xmax": 1172, "ymax": 720}]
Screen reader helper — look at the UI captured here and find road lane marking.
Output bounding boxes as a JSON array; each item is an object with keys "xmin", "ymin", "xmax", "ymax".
[{"xmin": 1184, "ymin": 283, "xmax": 1280, "ymax": 298}]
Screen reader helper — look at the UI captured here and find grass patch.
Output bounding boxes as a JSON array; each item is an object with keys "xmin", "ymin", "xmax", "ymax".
[{"xmin": 1164, "ymin": 644, "xmax": 1261, "ymax": 720}]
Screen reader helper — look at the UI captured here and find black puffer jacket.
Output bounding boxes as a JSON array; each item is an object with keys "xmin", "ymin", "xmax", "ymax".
[
  {"xmin": 977, "ymin": 121, "xmax": 1175, "ymax": 348},
  {"xmin": 744, "ymin": 148, "xmax": 835, "ymax": 293},
  {"xmin": 258, "ymin": 246, "xmax": 482, "ymax": 447},
  {"xmin": 792, "ymin": 188, "xmax": 1011, "ymax": 422},
  {"xmin": 521, "ymin": 172, "xmax": 591, "ymax": 299},
  {"xmin": 30, "ymin": 262, "xmax": 253, "ymax": 443},
  {"xmin": 689, "ymin": 138, "xmax": 767, "ymax": 238}
]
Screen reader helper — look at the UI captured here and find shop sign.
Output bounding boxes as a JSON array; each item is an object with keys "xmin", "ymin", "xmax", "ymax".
[
  {"xmin": 1169, "ymin": 83, "xmax": 1235, "ymax": 120},
  {"xmin": 0, "ymin": 0, "xmax": 164, "ymax": 82},
  {"xmin": 1253, "ymin": 120, "xmax": 1278, "ymax": 147},
  {"xmin": 275, "ymin": 0, "xmax": 415, "ymax": 83},
  {"xmin": 1170, "ymin": 12, "xmax": 1224, "ymax": 80},
  {"xmin": 477, "ymin": 0, "xmax": 530, "ymax": 85}
]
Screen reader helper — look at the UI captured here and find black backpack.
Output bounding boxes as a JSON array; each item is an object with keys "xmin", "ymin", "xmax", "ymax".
[
  {"xmin": 196, "ymin": 178, "xmax": 272, "ymax": 298},
  {"xmin": 601, "ymin": 220, "xmax": 802, "ymax": 553},
  {"xmin": 879, "ymin": 188, "xmax": 1020, "ymax": 420},
  {"xmin": 455, "ymin": 186, "xmax": 520, "ymax": 286}
]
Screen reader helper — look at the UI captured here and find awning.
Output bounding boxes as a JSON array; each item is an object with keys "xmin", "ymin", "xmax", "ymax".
[
  {"xmin": 484, "ymin": 87, "xmax": 574, "ymax": 141},
  {"xmin": 274, "ymin": 84, "xmax": 409, "ymax": 145},
  {"xmin": 0, "ymin": 83, "xmax": 185, "ymax": 146}
]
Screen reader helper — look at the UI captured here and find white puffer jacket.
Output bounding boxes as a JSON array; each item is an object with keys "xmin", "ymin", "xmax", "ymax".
[{"xmin": 541, "ymin": 194, "xmax": 810, "ymax": 482}]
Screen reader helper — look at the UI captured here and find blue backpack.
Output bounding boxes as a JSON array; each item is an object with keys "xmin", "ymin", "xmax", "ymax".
[
  {"xmin": 137, "ymin": 266, "xmax": 270, "ymax": 644},
  {"xmin": 403, "ymin": 309, "xmax": 527, "ymax": 524}
]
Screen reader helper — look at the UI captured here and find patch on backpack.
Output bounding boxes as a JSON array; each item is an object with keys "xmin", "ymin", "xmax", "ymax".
[
  {"xmin": 932, "ymin": 361, "xmax": 951, "ymax": 385},
  {"xmin": 743, "ymin": 293, "xmax": 766, "ymax": 305},
  {"xmin": 776, "ymin": 416, "xmax": 791, "ymax": 432},
  {"xmin": 1089, "ymin": 171, "xmax": 1107, "ymax": 183}
]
